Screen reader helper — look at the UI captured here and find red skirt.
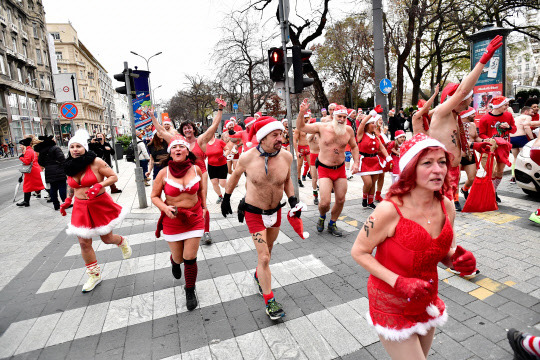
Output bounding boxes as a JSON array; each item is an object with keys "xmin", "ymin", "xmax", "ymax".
[
  {"xmin": 155, "ymin": 199, "xmax": 204, "ymax": 241},
  {"xmin": 358, "ymin": 155, "xmax": 383, "ymax": 176},
  {"xmin": 67, "ymin": 192, "xmax": 126, "ymax": 238}
]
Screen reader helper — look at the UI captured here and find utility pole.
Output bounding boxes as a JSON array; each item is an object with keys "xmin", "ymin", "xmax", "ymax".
[
  {"xmin": 278, "ymin": 0, "xmax": 299, "ymax": 198},
  {"xmin": 124, "ymin": 61, "xmax": 148, "ymax": 208},
  {"xmin": 372, "ymin": 0, "xmax": 389, "ymax": 123},
  {"xmin": 107, "ymin": 102, "xmax": 119, "ymax": 173}
]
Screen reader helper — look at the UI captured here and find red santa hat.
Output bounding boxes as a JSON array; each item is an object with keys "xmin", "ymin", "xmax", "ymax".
[
  {"xmin": 441, "ymin": 83, "xmax": 473, "ymax": 103},
  {"xmin": 328, "ymin": 102, "xmax": 337, "ymax": 108},
  {"xmin": 167, "ymin": 134, "xmax": 190, "ymax": 153},
  {"xmin": 334, "ymin": 105, "xmax": 348, "ymax": 115},
  {"xmin": 229, "ymin": 116, "xmax": 236, "ymax": 122},
  {"xmin": 223, "ymin": 120, "xmax": 235, "ymax": 131},
  {"xmin": 399, "ymin": 133, "xmax": 446, "ymax": 172},
  {"xmin": 287, "ymin": 203, "xmax": 309, "ymax": 239},
  {"xmin": 304, "ymin": 110, "xmax": 312, "ymax": 118},
  {"xmin": 244, "ymin": 117, "xmax": 256, "ymax": 127},
  {"xmin": 417, "ymin": 99, "xmax": 427, "ymax": 108},
  {"xmin": 309, "ymin": 118, "xmax": 316, "ymax": 124},
  {"xmin": 162, "ymin": 115, "xmax": 172, "ymax": 125},
  {"xmin": 281, "ymin": 118, "xmax": 288, "ymax": 124},
  {"xmin": 460, "ymin": 107, "xmax": 476, "ymax": 118},
  {"xmin": 251, "ymin": 116, "xmax": 285, "ymax": 143},
  {"xmin": 255, "ymin": 112, "xmax": 262, "ymax": 118},
  {"xmin": 347, "ymin": 108, "xmax": 356, "ymax": 118},
  {"xmin": 490, "ymin": 96, "xmax": 509, "ymax": 109},
  {"xmin": 394, "ymin": 130, "xmax": 406, "ymax": 139}
]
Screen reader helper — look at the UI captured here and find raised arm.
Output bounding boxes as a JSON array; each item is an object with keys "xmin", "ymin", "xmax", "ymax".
[
  {"xmin": 296, "ymin": 99, "xmax": 320, "ymax": 134},
  {"xmin": 149, "ymin": 111, "xmax": 173, "ymax": 144},
  {"xmin": 413, "ymin": 84, "xmax": 439, "ymax": 135},
  {"xmin": 198, "ymin": 97, "xmax": 226, "ymax": 148}
]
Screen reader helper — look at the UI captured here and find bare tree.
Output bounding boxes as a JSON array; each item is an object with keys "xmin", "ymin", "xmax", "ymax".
[{"xmin": 166, "ymin": 75, "xmax": 215, "ymax": 127}]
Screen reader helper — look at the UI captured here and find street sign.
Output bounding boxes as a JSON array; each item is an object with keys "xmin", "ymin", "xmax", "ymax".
[
  {"xmin": 379, "ymin": 78, "xmax": 393, "ymax": 95},
  {"xmin": 233, "ymin": 103, "xmax": 239, "ymax": 110},
  {"xmin": 53, "ymin": 73, "xmax": 79, "ymax": 102},
  {"xmin": 60, "ymin": 103, "xmax": 78, "ymax": 119}
]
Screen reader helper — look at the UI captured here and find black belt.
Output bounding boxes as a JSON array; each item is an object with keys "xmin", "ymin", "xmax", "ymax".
[
  {"xmin": 243, "ymin": 201, "xmax": 285, "ymax": 215},
  {"xmin": 315, "ymin": 159, "xmax": 344, "ymax": 170},
  {"xmin": 360, "ymin": 152, "xmax": 378, "ymax": 158}
]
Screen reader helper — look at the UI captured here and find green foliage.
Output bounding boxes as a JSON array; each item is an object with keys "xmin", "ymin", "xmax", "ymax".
[{"xmin": 117, "ymin": 135, "xmax": 132, "ymax": 151}]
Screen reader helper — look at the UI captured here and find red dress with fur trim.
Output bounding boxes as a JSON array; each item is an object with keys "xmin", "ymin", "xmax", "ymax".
[
  {"xmin": 191, "ymin": 141, "xmax": 207, "ymax": 173},
  {"xmin": 358, "ymin": 133, "xmax": 383, "ymax": 175},
  {"xmin": 377, "ymin": 134, "xmax": 391, "ymax": 172},
  {"xmin": 66, "ymin": 166, "xmax": 126, "ymax": 238},
  {"xmin": 367, "ymin": 199, "xmax": 452, "ymax": 341}
]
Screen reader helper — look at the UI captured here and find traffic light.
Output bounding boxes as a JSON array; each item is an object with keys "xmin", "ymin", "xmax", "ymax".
[
  {"xmin": 114, "ymin": 69, "xmax": 137, "ymax": 97},
  {"xmin": 291, "ymin": 45, "xmax": 314, "ymax": 94},
  {"xmin": 268, "ymin": 47, "xmax": 285, "ymax": 82}
]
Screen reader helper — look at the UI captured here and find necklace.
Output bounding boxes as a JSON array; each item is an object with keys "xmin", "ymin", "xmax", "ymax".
[{"xmin": 409, "ymin": 195, "xmax": 435, "ymax": 224}]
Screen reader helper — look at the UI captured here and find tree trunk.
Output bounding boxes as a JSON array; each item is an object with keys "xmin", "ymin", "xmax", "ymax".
[
  {"xmin": 307, "ymin": 66, "xmax": 328, "ymax": 109},
  {"xmin": 248, "ymin": 67, "xmax": 254, "ymax": 116}
]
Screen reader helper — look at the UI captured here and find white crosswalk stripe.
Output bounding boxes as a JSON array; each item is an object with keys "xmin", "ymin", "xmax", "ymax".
[
  {"xmin": 162, "ymin": 297, "xmax": 378, "ymax": 360},
  {"xmin": 64, "ymin": 231, "xmax": 158, "ymax": 257},
  {"xmin": 37, "ymin": 232, "xmax": 294, "ymax": 294},
  {"xmin": 0, "ymin": 255, "xmax": 331, "ymax": 357}
]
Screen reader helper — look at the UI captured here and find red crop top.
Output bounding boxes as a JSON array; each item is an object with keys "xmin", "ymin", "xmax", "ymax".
[
  {"xmin": 164, "ymin": 166, "xmax": 200, "ymax": 197},
  {"xmin": 67, "ymin": 166, "xmax": 98, "ymax": 189}
]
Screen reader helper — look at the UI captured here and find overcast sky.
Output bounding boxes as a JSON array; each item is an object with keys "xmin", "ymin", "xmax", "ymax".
[{"xmin": 42, "ymin": 0, "xmax": 357, "ymax": 106}]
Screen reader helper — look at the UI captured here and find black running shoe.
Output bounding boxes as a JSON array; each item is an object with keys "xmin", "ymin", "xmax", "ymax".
[
  {"xmin": 460, "ymin": 187, "xmax": 469, "ymax": 200},
  {"xmin": 313, "ymin": 197, "xmax": 319, "ymax": 205},
  {"xmin": 307, "ymin": 172, "xmax": 312, "ymax": 179},
  {"xmin": 171, "ymin": 255, "xmax": 182, "ymax": 279},
  {"xmin": 507, "ymin": 328, "xmax": 536, "ymax": 360},
  {"xmin": 328, "ymin": 223, "xmax": 343, "ymax": 237},
  {"xmin": 362, "ymin": 199, "xmax": 368, "ymax": 208},
  {"xmin": 203, "ymin": 232, "xmax": 212, "ymax": 245},
  {"xmin": 454, "ymin": 201, "xmax": 462, "ymax": 212},
  {"xmin": 266, "ymin": 299, "xmax": 285, "ymax": 320},
  {"xmin": 298, "ymin": 179, "xmax": 304, "ymax": 187},
  {"xmin": 495, "ymin": 193, "xmax": 501, "ymax": 203},
  {"xmin": 302, "ymin": 175, "xmax": 306, "ymax": 181},
  {"xmin": 317, "ymin": 217, "xmax": 325, "ymax": 232},
  {"xmin": 367, "ymin": 202, "xmax": 377, "ymax": 210},
  {"xmin": 185, "ymin": 287, "xmax": 198, "ymax": 311},
  {"xmin": 254, "ymin": 271, "xmax": 263, "ymax": 295}
]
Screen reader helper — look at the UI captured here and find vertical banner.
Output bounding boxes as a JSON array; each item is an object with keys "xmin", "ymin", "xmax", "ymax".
[
  {"xmin": 471, "ymin": 40, "xmax": 504, "ymax": 119},
  {"xmin": 131, "ymin": 70, "xmax": 153, "ymax": 139}
]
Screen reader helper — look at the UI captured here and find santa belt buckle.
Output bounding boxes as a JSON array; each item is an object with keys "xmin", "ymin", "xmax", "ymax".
[
  {"xmin": 316, "ymin": 159, "xmax": 344, "ymax": 170},
  {"xmin": 244, "ymin": 202, "xmax": 284, "ymax": 215},
  {"xmin": 360, "ymin": 152, "xmax": 378, "ymax": 158}
]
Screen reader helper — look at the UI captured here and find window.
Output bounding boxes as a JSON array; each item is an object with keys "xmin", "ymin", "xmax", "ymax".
[
  {"xmin": 22, "ymin": 44, "xmax": 27, "ymax": 57},
  {"xmin": 39, "ymin": 74, "xmax": 45, "ymax": 89},
  {"xmin": 12, "ymin": 37, "xmax": 16, "ymax": 53},
  {"xmin": 16, "ymin": 67, "xmax": 22, "ymax": 82},
  {"xmin": 43, "ymin": 50, "xmax": 48, "ymax": 66},
  {"xmin": 526, "ymin": 63, "xmax": 530, "ymax": 71},
  {"xmin": 47, "ymin": 75, "xmax": 51, "ymax": 90},
  {"xmin": 6, "ymin": 8, "xmax": 11, "ymax": 22},
  {"xmin": 35, "ymin": 49, "xmax": 42, "ymax": 64},
  {"xmin": 57, "ymin": 67, "xmax": 61, "ymax": 73},
  {"xmin": 82, "ymin": 87, "xmax": 87, "ymax": 98},
  {"xmin": 0, "ymin": 31, "xmax": 5, "ymax": 45},
  {"xmin": 0, "ymin": 55, "xmax": 5, "ymax": 75},
  {"xmin": 33, "ymin": 23, "xmax": 38, "ymax": 38},
  {"xmin": 55, "ymin": 51, "xmax": 62, "ymax": 60},
  {"xmin": 18, "ymin": 95, "xmax": 26, "ymax": 111},
  {"xmin": 80, "ymin": 70, "xmax": 84, "ymax": 79},
  {"xmin": 9, "ymin": 93, "xmax": 19, "ymax": 115},
  {"xmin": 51, "ymin": 32, "xmax": 60, "ymax": 40},
  {"xmin": 51, "ymin": 103, "xmax": 58, "ymax": 115}
]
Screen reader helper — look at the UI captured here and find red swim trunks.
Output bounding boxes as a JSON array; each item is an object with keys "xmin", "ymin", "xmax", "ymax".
[
  {"xmin": 309, "ymin": 153, "xmax": 318, "ymax": 166},
  {"xmin": 298, "ymin": 145, "xmax": 310, "ymax": 157},
  {"xmin": 316, "ymin": 160, "xmax": 346, "ymax": 181},
  {"xmin": 244, "ymin": 208, "xmax": 282, "ymax": 233}
]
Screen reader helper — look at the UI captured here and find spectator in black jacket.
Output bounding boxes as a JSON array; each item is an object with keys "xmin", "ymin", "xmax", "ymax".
[
  {"xmin": 89, "ymin": 133, "xmax": 122, "ymax": 193},
  {"xmin": 35, "ymin": 135, "xmax": 67, "ymax": 210}
]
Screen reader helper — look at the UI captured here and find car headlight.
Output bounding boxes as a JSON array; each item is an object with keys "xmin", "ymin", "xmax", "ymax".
[{"xmin": 521, "ymin": 146, "xmax": 531, "ymax": 158}]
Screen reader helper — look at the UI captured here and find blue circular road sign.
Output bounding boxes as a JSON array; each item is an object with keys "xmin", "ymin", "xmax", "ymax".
[
  {"xmin": 233, "ymin": 103, "xmax": 239, "ymax": 110},
  {"xmin": 379, "ymin": 78, "xmax": 393, "ymax": 95}
]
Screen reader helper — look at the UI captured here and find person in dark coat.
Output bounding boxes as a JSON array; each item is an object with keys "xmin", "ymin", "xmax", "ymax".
[
  {"xmin": 35, "ymin": 135, "xmax": 67, "ymax": 210},
  {"xmin": 89, "ymin": 133, "xmax": 122, "ymax": 193}
]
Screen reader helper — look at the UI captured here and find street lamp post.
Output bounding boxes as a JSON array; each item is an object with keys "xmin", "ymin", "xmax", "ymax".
[{"xmin": 129, "ymin": 51, "xmax": 162, "ymax": 106}]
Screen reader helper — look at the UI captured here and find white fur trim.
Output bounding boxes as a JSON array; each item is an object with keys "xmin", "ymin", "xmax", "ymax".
[
  {"xmin": 302, "ymin": 232, "xmax": 309, "ymax": 239},
  {"xmin": 366, "ymin": 117, "xmax": 378, "ymax": 124},
  {"xmin": 256, "ymin": 122, "xmax": 285, "ymax": 142},
  {"xmin": 167, "ymin": 139, "xmax": 190, "ymax": 153},
  {"xmin": 246, "ymin": 118, "xmax": 257, "ymax": 127},
  {"xmin": 366, "ymin": 308, "xmax": 448, "ymax": 342},
  {"xmin": 461, "ymin": 109, "xmax": 476, "ymax": 118},
  {"xmin": 426, "ymin": 304, "xmax": 440, "ymax": 317},
  {"xmin": 334, "ymin": 108, "xmax": 347, "ymax": 115},
  {"xmin": 464, "ymin": 90, "xmax": 473, "ymax": 100},
  {"xmin": 395, "ymin": 133, "xmax": 406, "ymax": 139},
  {"xmin": 358, "ymin": 170, "xmax": 383, "ymax": 175},
  {"xmin": 66, "ymin": 207, "xmax": 128, "ymax": 238},
  {"xmin": 163, "ymin": 229, "xmax": 204, "ymax": 242},
  {"xmin": 288, "ymin": 202, "xmax": 307, "ymax": 217},
  {"xmin": 246, "ymin": 142, "xmax": 253, "ymax": 148},
  {"xmin": 491, "ymin": 98, "xmax": 509, "ymax": 109},
  {"xmin": 399, "ymin": 138, "xmax": 447, "ymax": 172}
]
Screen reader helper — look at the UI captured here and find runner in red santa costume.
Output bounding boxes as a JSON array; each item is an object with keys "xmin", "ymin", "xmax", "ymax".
[
  {"xmin": 60, "ymin": 129, "xmax": 131, "ymax": 293},
  {"xmin": 412, "ymin": 84, "xmax": 439, "ymax": 135},
  {"xmin": 387, "ymin": 130, "xmax": 407, "ymax": 184},
  {"xmin": 162, "ymin": 114, "xmax": 178, "ymax": 136},
  {"xmin": 149, "ymin": 97, "xmax": 224, "ymax": 245},
  {"xmin": 374, "ymin": 116, "xmax": 392, "ymax": 202},
  {"xmin": 152, "ymin": 134, "xmax": 205, "ymax": 311},
  {"xmin": 356, "ymin": 106, "xmax": 392, "ymax": 209},
  {"xmin": 228, "ymin": 116, "xmax": 258, "ymax": 151},
  {"xmin": 478, "ymin": 96, "xmax": 516, "ymax": 203},
  {"xmin": 428, "ymin": 36, "xmax": 501, "ymax": 209},
  {"xmin": 221, "ymin": 117, "xmax": 302, "ymax": 320},
  {"xmin": 351, "ymin": 133, "xmax": 477, "ymax": 360}
]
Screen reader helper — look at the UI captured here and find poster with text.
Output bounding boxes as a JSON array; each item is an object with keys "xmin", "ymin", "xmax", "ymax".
[{"xmin": 471, "ymin": 39, "xmax": 504, "ymax": 120}]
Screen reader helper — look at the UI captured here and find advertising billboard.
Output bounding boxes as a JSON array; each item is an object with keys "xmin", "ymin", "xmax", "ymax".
[
  {"xmin": 131, "ymin": 70, "xmax": 153, "ymax": 138},
  {"xmin": 471, "ymin": 39, "xmax": 504, "ymax": 119}
]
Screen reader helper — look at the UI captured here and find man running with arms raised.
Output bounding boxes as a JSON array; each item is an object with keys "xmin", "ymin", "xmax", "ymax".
[
  {"xmin": 297, "ymin": 100, "xmax": 359, "ymax": 237},
  {"xmin": 221, "ymin": 117, "xmax": 301, "ymax": 320}
]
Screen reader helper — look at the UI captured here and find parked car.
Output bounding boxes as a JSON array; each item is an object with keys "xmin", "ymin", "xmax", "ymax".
[{"xmin": 515, "ymin": 139, "xmax": 540, "ymax": 196}]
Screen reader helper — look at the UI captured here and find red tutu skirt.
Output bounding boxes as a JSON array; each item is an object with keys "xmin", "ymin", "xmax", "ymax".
[
  {"xmin": 358, "ymin": 155, "xmax": 383, "ymax": 176},
  {"xmin": 67, "ymin": 192, "xmax": 127, "ymax": 238},
  {"xmin": 156, "ymin": 199, "xmax": 204, "ymax": 241}
]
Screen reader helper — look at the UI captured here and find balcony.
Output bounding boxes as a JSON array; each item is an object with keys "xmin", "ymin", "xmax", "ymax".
[
  {"xmin": 10, "ymin": 23, "xmax": 17, "ymax": 33},
  {"xmin": 16, "ymin": 53, "xmax": 25, "ymax": 61},
  {"xmin": 5, "ymin": 48, "xmax": 15, "ymax": 57},
  {"xmin": 27, "ymin": 58, "xmax": 35, "ymax": 67},
  {"xmin": 21, "ymin": 31, "xmax": 28, "ymax": 40},
  {"xmin": 0, "ymin": 15, "xmax": 6, "ymax": 26},
  {"xmin": 57, "ymin": 58, "xmax": 69, "ymax": 64},
  {"xmin": 76, "ymin": 61, "xmax": 85, "ymax": 67}
]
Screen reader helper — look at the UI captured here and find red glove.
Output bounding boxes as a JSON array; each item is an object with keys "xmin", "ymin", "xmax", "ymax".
[
  {"xmin": 479, "ymin": 35, "xmax": 503, "ymax": 65},
  {"xmin": 215, "ymin": 97, "xmax": 227, "ymax": 108},
  {"xmin": 374, "ymin": 104, "xmax": 383, "ymax": 113},
  {"xmin": 472, "ymin": 142, "xmax": 491, "ymax": 153},
  {"xmin": 85, "ymin": 183, "xmax": 103, "ymax": 199},
  {"xmin": 59, "ymin": 197, "xmax": 72, "ymax": 216},
  {"xmin": 394, "ymin": 276, "xmax": 433, "ymax": 300},
  {"xmin": 451, "ymin": 245, "xmax": 477, "ymax": 276}
]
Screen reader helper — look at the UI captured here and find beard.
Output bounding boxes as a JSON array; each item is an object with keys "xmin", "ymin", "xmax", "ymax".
[{"xmin": 332, "ymin": 118, "xmax": 347, "ymax": 136}]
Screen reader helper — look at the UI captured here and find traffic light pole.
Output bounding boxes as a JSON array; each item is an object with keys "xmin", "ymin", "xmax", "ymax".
[
  {"xmin": 107, "ymin": 102, "xmax": 120, "ymax": 173},
  {"xmin": 124, "ymin": 61, "xmax": 148, "ymax": 209},
  {"xmin": 278, "ymin": 0, "xmax": 299, "ymax": 199}
]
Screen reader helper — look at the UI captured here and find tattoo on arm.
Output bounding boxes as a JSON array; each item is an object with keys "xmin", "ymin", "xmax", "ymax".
[
  {"xmin": 451, "ymin": 130, "xmax": 457, "ymax": 146},
  {"xmin": 67, "ymin": 186, "xmax": 74, "ymax": 198},
  {"xmin": 252, "ymin": 232, "xmax": 266, "ymax": 244},
  {"xmin": 363, "ymin": 216, "xmax": 375, "ymax": 237}
]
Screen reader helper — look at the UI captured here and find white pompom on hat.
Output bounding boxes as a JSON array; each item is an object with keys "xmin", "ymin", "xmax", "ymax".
[{"xmin": 68, "ymin": 129, "xmax": 90, "ymax": 151}]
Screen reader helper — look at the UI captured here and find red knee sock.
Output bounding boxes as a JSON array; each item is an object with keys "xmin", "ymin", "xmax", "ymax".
[
  {"xmin": 368, "ymin": 195, "xmax": 374, "ymax": 204},
  {"xmin": 303, "ymin": 160, "xmax": 309, "ymax": 176},
  {"xmin": 204, "ymin": 211, "xmax": 210, "ymax": 233},
  {"xmin": 184, "ymin": 258, "xmax": 198, "ymax": 288},
  {"xmin": 363, "ymin": 193, "xmax": 368, "ymax": 200},
  {"xmin": 463, "ymin": 184, "xmax": 471, "ymax": 192},
  {"xmin": 263, "ymin": 291, "xmax": 274, "ymax": 305},
  {"xmin": 85, "ymin": 261, "xmax": 100, "ymax": 276}
]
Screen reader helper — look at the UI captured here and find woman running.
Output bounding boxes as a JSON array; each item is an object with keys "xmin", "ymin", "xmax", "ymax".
[{"xmin": 206, "ymin": 134, "xmax": 228, "ymax": 204}]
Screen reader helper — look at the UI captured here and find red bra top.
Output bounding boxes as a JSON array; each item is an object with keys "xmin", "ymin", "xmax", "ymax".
[
  {"xmin": 163, "ymin": 166, "xmax": 200, "ymax": 197},
  {"xmin": 191, "ymin": 141, "xmax": 207, "ymax": 173},
  {"xmin": 67, "ymin": 166, "xmax": 98, "ymax": 188}
]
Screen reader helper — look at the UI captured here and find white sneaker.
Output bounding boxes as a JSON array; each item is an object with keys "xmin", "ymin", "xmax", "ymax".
[
  {"xmin": 119, "ymin": 237, "xmax": 132, "ymax": 259},
  {"xmin": 82, "ymin": 273, "xmax": 102, "ymax": 293}
]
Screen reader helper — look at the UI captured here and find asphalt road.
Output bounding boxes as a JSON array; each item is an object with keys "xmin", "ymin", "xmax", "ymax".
[{"xmin": 0, "ymin": 157, "xmax": 25, "ymax": 207}]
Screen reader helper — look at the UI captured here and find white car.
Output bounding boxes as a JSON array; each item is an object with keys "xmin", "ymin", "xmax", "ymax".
[{"xmin": 515, "ymin": 139, "xmax": 540, "ymax": 196}]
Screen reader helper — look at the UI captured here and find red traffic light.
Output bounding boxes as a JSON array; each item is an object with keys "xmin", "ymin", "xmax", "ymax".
[{"xmin": 268, "ymin": 47, "xmax": 285, "ymax": 82}]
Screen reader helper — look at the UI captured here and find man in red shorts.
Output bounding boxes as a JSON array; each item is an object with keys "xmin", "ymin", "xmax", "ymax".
[
  {"xmin": 221, "ymin": 117, "xmax": 302, "ymax": 321},
  {"xmin": 297, "ymin": 100, "xmax": 359, "ymax": 237},
  {"xmin": 306, "ymin": 118, "xmax": 320, "ymax": 205},
  {"xmin": 294, "ymin": 110, "xmax": 311, "ymax": 187}
]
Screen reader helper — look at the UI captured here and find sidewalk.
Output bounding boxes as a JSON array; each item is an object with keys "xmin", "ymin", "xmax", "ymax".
[{"xmin": 0, "ymin": 157, "xmax": 538, "ymax": 359}]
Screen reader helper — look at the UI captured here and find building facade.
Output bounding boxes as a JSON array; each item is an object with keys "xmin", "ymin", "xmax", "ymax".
[
  {"xmin": 0, "ymin": 0, "xmax": 58, "ymax": 148},
  {"xmin": 113, "ymin": 92, "xmax": 130, "ymax": 135},
  {"xmin": 47, "ymin": 23, "xmax": 108, "ymax": 140},
  {"xmin": 98, "ymin": 64, "xmax": 117, "ymax": 135}
]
